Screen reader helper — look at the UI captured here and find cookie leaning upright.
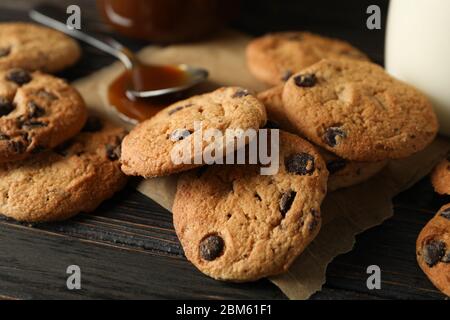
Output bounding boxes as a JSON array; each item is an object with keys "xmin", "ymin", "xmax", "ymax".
[
  {"xmin": 431, "ymin": 157, "xmax": 450, "ymax": 195},
  {"xmin": 120, "ymin": 87, "xmax": 267, "ymax": 178},
  {"xmin": 282, "ymin": 59, "xmax": 438, "ymax": 161},
  {"xmin": 0, "ymin": 22, "xmax": 81, "ymax": 73},
  {"xmin": 0, "ymin": 68, "xmax": 87, "ymax": 163},
  {"xmin": 173, "ymin": 131, "xmax": 328, "ymax": 281},
  {"xmin": 416, "ymin": 204, "xmax": 450, "ymax": 297},
  {"xmin": 246, "ymin": 31, "xmax": 369, "ymax": 85},
  {"xmin": 0, "ymin": 117, "xmax": 128, "ymax": 222}
]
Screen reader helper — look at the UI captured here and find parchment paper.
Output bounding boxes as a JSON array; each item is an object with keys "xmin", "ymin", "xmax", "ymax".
[{"xmin": 73, "ymin": 30, "xmax": 450, "ymax": 300}]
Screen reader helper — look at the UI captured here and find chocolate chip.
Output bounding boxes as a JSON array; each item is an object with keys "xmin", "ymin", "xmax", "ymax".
[
  {"xmin": 199, "ymin": 234, "xmax": 224, "ymax": 261},
  {"xmin": 293, "ymin": 73, "xmax": 316, "ymax": 87},
  {"xmin": 231, "ymin": 89, "xmax": 249, "ymax": 98},
  {"xmin": 6, "ymin": 68, "xmax": 31, "ymax": 86},
  {"xmin": 0, "ymin": 97, "xmax": 14, "ymax": 116},
  {"xmin": 170, "ymin": 129, "xmax": 192, "ymax": 142},
  {"xmin": 423, "ymin": 240, "xmax": 446, "ymax": 267},
  {"xmin": 0, "ymin": 47, "xmax": 11, "ymax": 58},
  {"xmin": 281, "ymin": 70, "xmax": 293, "ymax": 82},
  {"xmin": 285, "ymin": 153, "xmax": 315, "ymax": 175},
  {"xmin": 308, "ymin": 209, "xmax": 320, "ymax": 231},
  {"xmin": 439, "ymin": 208, "xmax": 450, "ymax": 220},
  {"xmin": 324, "ymin": 127, "xmax": 346, "ymax": 147},
  {"xmin": 21, "ymin": 120, "xmax": 47, "ymax": 130},
  {"xmin": 279, "ymin": 190, "xmax": 296, "ymax": 217},
  {"xmin": 8, "ymin": 140, "xmax": 26, "ymax": 153},
  {"xmin": 326, "ymin": 159, "xmax": 347, "ymax": 174},
  {"xmin": 105, "ymin": 144, "xmax": 121, "ymax": 161},
  {"xmin": 82, "ymin": 116, "xmax": 103, "ymax": 132},
  {"xmin": 27, "ymin": 101, "xmax": 45, "ymax": 118},
  {"xmin": 0, "ymin": 133, "xmax": 10, "ymax": 140}
]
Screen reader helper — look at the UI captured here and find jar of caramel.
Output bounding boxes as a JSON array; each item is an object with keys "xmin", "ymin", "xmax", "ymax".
[{"xmin": 97, "ymin": 0, "xmax": 238, "ymax": 43}]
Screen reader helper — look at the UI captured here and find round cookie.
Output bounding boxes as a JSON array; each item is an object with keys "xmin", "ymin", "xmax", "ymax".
[
  {"xmin": 0, "ymin": 68, "xmax": 87, "ymax": 163},
  {"xmin": 0, "ymin": 117, "xmax": 127, "ymax": 222},
  {"xmin": 257, "ymin": 86, "xmax": 387, "ymax": 191},
  {"xmin": 431, "ymin": 157, "xmax": 450, "ymax": 195},
  {"xmin": 416, "ymin": 204, "xmax": 450, "ymax": 297},
  {"xmin": 0, "ymin": 22, "xmax": 80, "ymax": 73},
  {"xmin": 246, "ymin": 31, "xmax": 369, "ymax": 85},
  {"xmin": 282, "ymin": 59, "xmax": 438, "ymax": 161},
  {"xmin": 120, "ymin": 87, "xmax": 267, "ymax": 178},
  {"xmin": 173, "ymin": 131, "xmax": 328, "ymax": 281}
]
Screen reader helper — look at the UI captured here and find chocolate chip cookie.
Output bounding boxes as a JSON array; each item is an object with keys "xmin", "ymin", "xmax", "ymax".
[
  {"xmin": 258, "ymin": 85, "xmax": 387, "ymax": 191},
  {"xmin": 416, "ymin": 204, "xmax": 450, "ymax": 297},
  {"xmin": 246, "ymin": 31, "xmax": 369, "ymax": 85},
  {"xmin": 431, "ymin": 157, "xmax": 450, "ymax": 195},
  {"xmin": 282, "ymin": 59, "xmax": 438, "ymax": 161},
  {"xmin": 0, "ymin": 69, "xmax": 87, "ymax": 163},
  {"xmin": 120, "ymin": 87, "xmax": 267, "ymax": 178},
  {"xmin": 0, "ymin": 22, "xmax": 80, "ymax": 73},
  {"xmin": 0, "ymin": 117, "xmax": 127, "ymax": 222},
  {"xmin": 173, "ymin": 131, "xmax": 328, "ymax": 281}
]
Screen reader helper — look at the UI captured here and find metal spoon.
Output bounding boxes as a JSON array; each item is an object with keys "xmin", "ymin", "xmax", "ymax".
[{"xmin": 29, "ymin": 5, "xmax": 208, "ymax": 98}]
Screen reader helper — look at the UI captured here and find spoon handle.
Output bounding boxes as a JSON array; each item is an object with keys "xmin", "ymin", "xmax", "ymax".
[{"xmin": 29, "ymin": 4, "xmax": 134, "ymax": 69}]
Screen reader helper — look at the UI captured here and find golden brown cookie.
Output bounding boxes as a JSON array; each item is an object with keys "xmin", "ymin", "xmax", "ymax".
[
  {"xmin": 416, "ymin": 204, "xmax": 450, "ymax": 297},
  {"xmin": 431, "ymin": 157, "xmax": 450, "ymax": 195},
  {"xmin": 0, "ymin": 68, "xmax": 87, "ymax": 163},
  {"xmin": 0, "ymin": 117, "xmax": 127, "ymax": 222},
  {"xmin": 246, "ymin": 31, "xmax": 369, "ymax": 85},
  {"xmin": 0, "ymin": 22, "xmax": 80, "ymax": 73},
  {"xmin": 257, "ymin": 85, "xmax": 387, "ymax": 191},
  {"xmin": 173, "ymin": 131, "xmax": 328, "ymax": 281},
  {"xmin": 282, "ymin": 59, "xmax": 438, "ymax": 161},
  {"xmin": 120, "ymin": 87, "xmax": 267, "ymax": 178}
]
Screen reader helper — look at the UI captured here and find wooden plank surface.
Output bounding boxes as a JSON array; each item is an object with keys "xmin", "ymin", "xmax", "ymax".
[{"xmin": 0, "ymin": 0, "xmax": 447, "ymax": 300}]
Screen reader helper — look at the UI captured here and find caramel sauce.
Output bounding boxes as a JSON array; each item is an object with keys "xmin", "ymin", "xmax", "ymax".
[
  {"xmin": 108, "ymin": 64, "xmax": 188, "ymax": 122},
  {"xmin": 96, "ymin": 0, "xmax": 237, "ymax": 43}
]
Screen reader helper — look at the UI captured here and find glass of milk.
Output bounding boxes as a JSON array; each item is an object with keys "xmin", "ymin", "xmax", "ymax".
[{"xmin": 386, "ymin": 0, "xmax": 450, "ymax": 136}]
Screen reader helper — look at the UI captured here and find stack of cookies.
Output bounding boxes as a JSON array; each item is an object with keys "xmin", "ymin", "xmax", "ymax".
[
  {"xmin": 247, "ymin": 31, "xmax": 448, "ymax": 295},
  {"xmin": 120, "ymin": 87, "xmax": 328, "ymax": 281},
  {"xmin": 0, "ymin": 23, "xmax": 127, "ymax": 222},
  {"xmin": 119, "ymin": 31, "xmax": 439, "ymax": 283},
  {"xmin": 250, "ymin": 32, "xmax": 438, "ymax": 192}
]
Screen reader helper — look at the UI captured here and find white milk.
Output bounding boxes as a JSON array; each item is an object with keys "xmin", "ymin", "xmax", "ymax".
[{"xmin": 386, "ymin": 0, "xmax": 450, "ymax": 135}]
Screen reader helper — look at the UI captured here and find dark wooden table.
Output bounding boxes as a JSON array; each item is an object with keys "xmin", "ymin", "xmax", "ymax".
[{"xmin": 0, "ymin": 0, "xmax": 447, "ymax": 300}]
